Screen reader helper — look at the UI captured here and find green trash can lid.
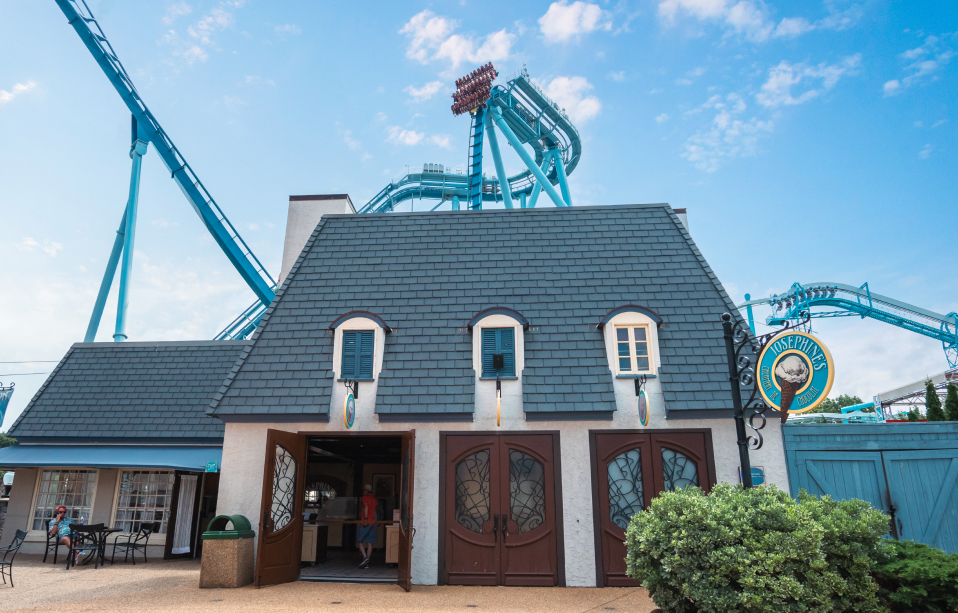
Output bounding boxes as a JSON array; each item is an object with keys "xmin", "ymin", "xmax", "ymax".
[{"xmin": 201, "ymin": 514, "xmax": 255, "ymax": 540}]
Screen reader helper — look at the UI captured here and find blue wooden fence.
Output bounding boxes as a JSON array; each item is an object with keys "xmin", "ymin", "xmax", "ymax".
[{"xmin": 783, "ymin": 423, "xmax": 958, "ymax": 554}]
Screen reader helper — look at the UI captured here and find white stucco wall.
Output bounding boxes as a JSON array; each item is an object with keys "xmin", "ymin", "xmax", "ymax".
[
  {"xmin": 279, "ymin": 196, "xmax": 355, "ymax": 285},
  {"xmin": 217, "ymin": 392, "xmax": 785, "ymax": 587}
]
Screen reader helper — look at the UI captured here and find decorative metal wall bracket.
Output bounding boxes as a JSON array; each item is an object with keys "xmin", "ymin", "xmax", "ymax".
[
  {"xmin": 634, "ymin": 376, "xmax": 647, "ymax": 397},
  {"xmin": 343, "ymin": 379, "xmax": 358, "ymax": 399},
  {"xmin": 722, "ymin": 310, "xmax": 810, "ymax": 487}
]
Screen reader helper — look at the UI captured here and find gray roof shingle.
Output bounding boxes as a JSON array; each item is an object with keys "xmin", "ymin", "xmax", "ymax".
[
  {"xmin": 210, "ymin": 204, "xmax": 750, "ymax": 420},
  {"xmin": 9, "ymin": 341, "xmax": 248, "ymax": 442}
]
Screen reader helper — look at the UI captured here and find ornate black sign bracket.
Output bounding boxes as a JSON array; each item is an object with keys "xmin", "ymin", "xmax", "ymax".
[
  {"xmin": 343, "ymin": 379, "xmax": 358, "ymax": 399},
  {"xmin": 721, "ymin": 310, "xmax": 810, "ymax": 487}
]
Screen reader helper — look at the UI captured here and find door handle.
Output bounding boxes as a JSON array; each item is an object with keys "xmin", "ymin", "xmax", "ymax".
[
  {"xmin": 501, "ymin": 514, "xmax": 509, "ymax": 543},
  {"xmin": 492, "ymin": 514, "xmax": 499, "ymax": 543}
]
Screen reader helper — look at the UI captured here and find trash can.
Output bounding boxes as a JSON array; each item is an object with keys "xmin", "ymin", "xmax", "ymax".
[{"xmin": 199, "ymin": 515, "xmax": 256, "ymax": 588}]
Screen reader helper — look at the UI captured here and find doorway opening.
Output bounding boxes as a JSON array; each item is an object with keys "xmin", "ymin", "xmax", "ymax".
[{"xmin": 299, "ymin": 434, "xmax": 403, "ymax": 584}]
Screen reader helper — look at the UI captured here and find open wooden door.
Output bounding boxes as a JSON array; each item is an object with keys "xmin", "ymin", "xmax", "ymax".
[
  {"xmin": 255, "ymin": 429, "xmax": 307, "ymax": 587},
  {"xmin": 398, "ymin": 429, "xmax": 416, "ymax": 591}
]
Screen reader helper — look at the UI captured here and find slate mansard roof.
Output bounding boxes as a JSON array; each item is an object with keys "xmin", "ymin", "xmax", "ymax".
[
  {"xmin": 209, "ymin": 204, "xmax": 751, "ymax": 421},
  {"xmin": 9, "ymin": 341, "xmax": 250, "ymax": 443}
]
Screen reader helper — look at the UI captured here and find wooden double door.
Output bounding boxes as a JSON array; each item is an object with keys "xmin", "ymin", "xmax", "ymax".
[
  {"xmin": 441, "ymin": 433, "xmax": 561, "ymax": 586},
  {"xmin": 590, "ymin": 430, "xmax": 715, "ymax": 587}
]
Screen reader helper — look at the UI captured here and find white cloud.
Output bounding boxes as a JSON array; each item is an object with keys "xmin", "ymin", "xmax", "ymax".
[
  {"xmin": 162, "ymin": 2, "xmax": 192, "ymax": 25},
  {"xmin": 656, "ymin": 113, "xmax": 670, "ymax": 123},
  {"xmin": 343, "ymin": 129, "xmax": 362, "ymax": 151},
  {"xmin": 675, "ymin": 78, "xmax": 693, "ymax": 85},
  {"xmin": 18, "ymin": 237, "xmax": 63, "ymax": 257},
  {"xmin": 399, "ymin": 10, "xmax": 514, "ymax": 71},
  {"xmin": 0, "ymin": 81, "xmax": 37, "ymax": 105},
  {"xmin": 933, "ymin": 119, "xmax": 948, "ymax": 127},
  {"xmin": 404, "ymin": 81, "xmax": 444, "ymax": 102},
  {"xmin": 608, "ymin": 71, "xmax": 626, "ymax": 82},
  {"xmin": 430, "ymin": 134, "xmax": 452, "ymax": 149},
  {"xmin": 375, "ymin": 112, "xmax": 388, "ymax": 122},
  {"xmin": 538, "ymin": 1, "xmax": 612, "ymax": 43},
  {"xmin": 151, "ymin": 219, "xmax": 179, "ymax": 228},
  {"xmin": 919, "ymin": 144, "xmax": 934, "ymax": 160},
  {"xmin": 244, "ymin": 75, "xmax": 275, "ymax": 87},
  {"xmin": 166, "ymin": 1, "xmax": 244, "ymax": 64},
  {"xmin": 538, "ymin": 76, "xmax": 602, "ymax": 123},
  {"xmin": 756, "ymin": 54, "xmax": 861, "ymax": 108},
  {"xmin": 386, "ymin": 126, "xmax": 425, "ymax": 146},
  {"xmin": 682, "ymin": 93, "xmax": 773, "ymax": 172},
  {"xmin": 658, "ymin": 0, "xmax": 862, "ymax": 43},
  {"xmin": 274, "ymin": 24, "xmax": 301, "ymax": 35},
  {"xmin": 884, "ymin": 35, "xmax": 956, "ymax": 96},
  {"xmin": 248, "ymin": 223, "xmax": 259, "ymax": 231}
]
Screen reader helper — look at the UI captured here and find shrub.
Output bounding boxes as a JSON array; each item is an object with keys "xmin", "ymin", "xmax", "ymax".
[
  {"xmin": 625, "ymin": 483, "xmax": 889, "ymax": 613},
  {"xmin": 873, "ymin": 540, "xmax": 958, "ymax": 612}
]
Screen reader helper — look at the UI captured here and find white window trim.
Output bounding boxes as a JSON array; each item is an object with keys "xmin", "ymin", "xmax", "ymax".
[
  {"xmin": 331, "ymin": 318, "xmax": 386, "ymax": 381},
  {"xmin": 27, "ymin": 467, "xmax": 100, "ymax": 534},
  {"xmin": 110, "ymin": 468, "xmax": 176, "ymax": 536},
  {"xmin": 603, "ymin": 313, "xmax": 660, "ymax": 377},
  {"xmin": 471, "ymin": 314, "xmax": 525, "ymax": 380}
]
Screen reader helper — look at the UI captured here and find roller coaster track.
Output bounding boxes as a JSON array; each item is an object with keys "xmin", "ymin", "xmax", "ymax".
[
  {"xmin": 360, "ymin": 67, "xmax": 581, "ymax": 214},
  {"xmin": 739, "ymin": 282, "xmax": 958, "ymax": 367}
]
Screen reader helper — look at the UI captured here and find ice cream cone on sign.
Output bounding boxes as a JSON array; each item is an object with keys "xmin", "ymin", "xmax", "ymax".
[{"xmin": 775, "ymin": 355, "xmax": 809, "ymax": 423}]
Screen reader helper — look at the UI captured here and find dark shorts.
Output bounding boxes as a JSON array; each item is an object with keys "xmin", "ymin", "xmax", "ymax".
[{"xmin": 357, "ymin": 524, "xmax": 376, "ymax": 544}]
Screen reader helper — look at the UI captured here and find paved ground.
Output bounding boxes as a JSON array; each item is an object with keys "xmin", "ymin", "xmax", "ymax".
[{"xmin": 1, "ymin": 555, "xmax": 658, "ymax": 613}]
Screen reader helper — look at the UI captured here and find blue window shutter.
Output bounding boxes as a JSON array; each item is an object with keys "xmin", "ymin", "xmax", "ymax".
[
  {"xmin": 358, "ymin": 330, "xmax": 374, "ymax": 378},
  {"xmin": 500, "ymin": 328, "xmax": 515, "ymax": 376},
  {"xmin": 481, "ymin": 329, "xmax": 497, "ymax": 377},
  {"xmin": 481, "ymin": 328, "xmax": 516, "ymax": 377},
  {"xmin": 341, "ymin": 331, "xmax": 358, "ymax": 378}
]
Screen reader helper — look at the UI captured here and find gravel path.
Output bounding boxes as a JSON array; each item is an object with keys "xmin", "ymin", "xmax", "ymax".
[{"xmin": 2, "ymin": 555, "xmax": 658, "ymax": 612}]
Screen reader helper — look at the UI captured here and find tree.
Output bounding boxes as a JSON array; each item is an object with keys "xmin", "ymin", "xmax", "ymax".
[
  {"xmin": 945, "ymin": 383, "xmax": 958, "ymax": 421},
  {"xmin": 907, "ymin": 407, "xmax": 919, "ymax": 422},
  {"xmin": 0, "ymin": 432, "xmax": 16, "ymax": 449},
  {"xmin": 818, "ymin": 394, "xmax": 864, "ymax": 414},
  {"xmin": 925, "ymin": 381, "xmax": 946, "ymax": 421}
]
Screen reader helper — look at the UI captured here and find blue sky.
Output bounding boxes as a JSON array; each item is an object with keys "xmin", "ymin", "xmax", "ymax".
[{"xmin": 1, "ymin": 0, "xmax": 956, "ymax": 428}]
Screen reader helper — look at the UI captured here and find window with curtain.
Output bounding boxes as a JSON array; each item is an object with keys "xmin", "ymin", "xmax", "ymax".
[
  {"xmin": 31, "ymin": 470, "xmax": 97, "ymax": 530},
  {"xmin": 481, "ymin": 327, "xmax": 515, "ymax": 377},
  {"xmin": 341, "ymin": 330, "xmax": 375, "ymax": 380},
  {"xmin": 112, "ymin": 470, "xmax": 176, "ymax": 534},
  {"xmin": 614, "ymin": 325, "xmax": 653, "ymax": 374}
]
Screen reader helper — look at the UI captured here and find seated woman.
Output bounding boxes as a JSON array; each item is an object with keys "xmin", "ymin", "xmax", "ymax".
[{"xmin": 49, "ymin": 506, "xmax": 84, "ymax": 564}]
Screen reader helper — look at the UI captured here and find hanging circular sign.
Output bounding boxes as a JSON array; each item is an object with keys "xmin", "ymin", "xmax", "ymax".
[
  {"xmin": 757, "ymin": 331, "xmax": 834, "ymax": 415},
  {"xmin": 638, "ymin": 389, "xmax": 649, "ymax": 426},
  {"xmin": 343, "ymin": 393, "xmax": 356, "ymax": 428}
]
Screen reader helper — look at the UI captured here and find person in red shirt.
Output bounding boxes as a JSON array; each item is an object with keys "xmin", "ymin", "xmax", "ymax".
[{"xmin": 357, "ymin": 484, "xmax": 378, "ymax": 569}]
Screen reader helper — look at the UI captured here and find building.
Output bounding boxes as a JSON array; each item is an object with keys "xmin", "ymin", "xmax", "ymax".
[
  {"xmin": 0, "ymin": 341, "xmax": 246, "ymax": 559},
  {"xmin": 0, "ymin": 201, "xmax": 787, "ymax": 589},
  {"xmin": 209, "ymin": 202, "xmax": 787, "ymax": 588}
]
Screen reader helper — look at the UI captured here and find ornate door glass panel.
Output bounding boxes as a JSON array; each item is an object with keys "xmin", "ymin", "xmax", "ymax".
[
  {"xmin": 608, "ymin": 449, "xmax": 645, "ymax": 530},
  {"xmin": 270, "ymin": 445, "xmax": 296, "ymax": 531},
  {"xmin": 455, "ymin": 449, "xmax": 491, "ymax": 533},
  {"xmin": 509, "ymin": 450, "xmax": 545, "ymax": 533},
  {"xmin": 662, "ymin": 447, "xmax": 699, "ymax": 492}
]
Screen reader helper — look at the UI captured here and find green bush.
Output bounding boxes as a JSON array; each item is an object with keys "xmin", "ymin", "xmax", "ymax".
[
  {"xmin": 873, "ymin": 540, "xmax": 958, "ymax": 612},
  {"xmin": 625, "ymin": 483, "xmax": 889, "ymax": 613}
]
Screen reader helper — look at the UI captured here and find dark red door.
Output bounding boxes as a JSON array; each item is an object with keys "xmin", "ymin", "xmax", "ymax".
[
  {"xmin": 397, "ymin": 430, "xmax": 416, "ymax": 592},
  {"xmin": 592, "ymin": 430, "xmax": 714, "ymax": 587},
  {"xmin": 498, "ymin": 434, "xmax": 559, "ymax": 586},
  {"xmin": 255, "ymin": 429, "xmax": 307, "ymax": 587},
  {"xmin": 443, "ymin": 433, "xmax": 560, "ymax": 587},
  {"xmin": 443, "ymin": 434, "xmax": 500, "ymax": 585},
  {"xmin": 593, "ymin": 433, "xmax": 654, "ymax": 586}
]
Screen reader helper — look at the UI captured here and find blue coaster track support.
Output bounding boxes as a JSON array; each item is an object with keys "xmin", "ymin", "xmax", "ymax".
[
  {"xmin": 56, "ymin": 0, "xmax": 276, "ymax": 342},
  {"xmin": 739, "ymin": 282, "xmax": 958, "ymax": 367},
  {"xmin": 467, "ymin": 108, "xmax": 486, "ymax": 210}
]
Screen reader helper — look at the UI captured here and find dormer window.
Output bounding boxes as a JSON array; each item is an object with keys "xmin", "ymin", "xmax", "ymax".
[
  {"xmin": 615, "ymin": 325, "xmax": 652, "ymax": 374},
  {"xmin": 341, "ymin": 330, "xmax": 374, "ymax": 380},
  {"xmin": 481, "ymin": 328, "xmax": 515, "ymax": 378}
]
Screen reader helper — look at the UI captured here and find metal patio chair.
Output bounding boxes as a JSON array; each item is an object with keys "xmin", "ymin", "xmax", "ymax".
[
  {"xmin": 66, "ymin": 523, "xmax": 104, "ymax": 570},
  {"xmin": 111, "ymin": 521, "xmax": 160, "ymax": 565},
  {"xmin": 0, "ymin": 529, "xmax": 27, "ymax": 587},
  {"xmin": 43, "ymin": 519, "xmax": 62, "ymax": 564}
]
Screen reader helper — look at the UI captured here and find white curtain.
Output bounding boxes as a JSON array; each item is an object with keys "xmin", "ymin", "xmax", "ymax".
[{"xmin": 171, "ymin": 475, "xmax": 197, "ymax": 555}]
